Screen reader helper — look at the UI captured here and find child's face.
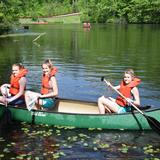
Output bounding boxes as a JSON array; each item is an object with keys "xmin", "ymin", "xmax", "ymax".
[
  {"xmin": 42, "ymin": 64, "xmax": 50, "ymax": 75},
  {"xmin": 12, "ymin": 65, "xmax": 20, "ymax": 76},
  {"xmin": 123, "ymin": 73, "xmax": 133, "ymax": 84}
]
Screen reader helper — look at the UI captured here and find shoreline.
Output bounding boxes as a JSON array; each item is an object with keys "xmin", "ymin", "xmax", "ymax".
[{"xmin": 19, "ymin": 13, "xmax": 81, "ymax": 24}]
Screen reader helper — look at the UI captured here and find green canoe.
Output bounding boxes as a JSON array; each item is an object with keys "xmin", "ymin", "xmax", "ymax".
[{"xmin": 0, "ymin": 98, "xmax": 159, "ymax": 130}]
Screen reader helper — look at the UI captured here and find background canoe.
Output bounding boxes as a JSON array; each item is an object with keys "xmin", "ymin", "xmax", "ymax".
[{"xmin": 31, "ymin": 21, "xmax": 48, "ymax": 24}]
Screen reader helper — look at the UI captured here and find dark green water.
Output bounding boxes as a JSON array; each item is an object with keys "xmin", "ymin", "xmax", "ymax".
[{"xmin": 0, "ymin": 24, "xmax": 160, "ymax": 159}]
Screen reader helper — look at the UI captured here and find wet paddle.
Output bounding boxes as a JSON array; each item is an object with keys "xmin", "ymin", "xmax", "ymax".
[{"xmin": 101, "ymin": 77, "xmax": 160, "ymax": 135}]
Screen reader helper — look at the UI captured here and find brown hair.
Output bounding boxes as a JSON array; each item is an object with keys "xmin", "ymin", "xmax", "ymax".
[
  {"xmin": 12, "ymin": 63, "xmax": 24, "ymax": 70},
  {"xmin": 42, "ymin": 59, "xmax": 53, "ymax": 69}
]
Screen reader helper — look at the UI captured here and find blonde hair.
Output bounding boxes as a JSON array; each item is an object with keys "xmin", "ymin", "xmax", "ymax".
[{"xmin": 124, "ymin": 69, "xmax": 135, "ymax": 78}]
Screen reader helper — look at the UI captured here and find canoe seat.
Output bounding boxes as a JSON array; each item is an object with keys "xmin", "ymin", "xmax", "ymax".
[{"xmin": 57, "ymin": 100, "xmax": 99, "ymax": 114}]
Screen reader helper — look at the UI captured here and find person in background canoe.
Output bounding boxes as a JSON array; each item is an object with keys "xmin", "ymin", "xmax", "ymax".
[
  {"xmin": 0, "ymin": 63, "xmax": 28, "ymax": 106},
  {"xmin": 98, "ymin": 69, "xmax": 141, "ymax": 114},
  {"xmin": 83, "ymin": 22, "xmax": 91, "ymax": 28},
  {"xmin": 25, "ymin": 59, "xmax": 58, "ymax": 110}
]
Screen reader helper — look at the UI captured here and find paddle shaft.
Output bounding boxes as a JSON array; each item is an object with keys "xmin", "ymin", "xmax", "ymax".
[
  {"xmin": 103, "ymin": 79, "xmax": 144, "ymax": 115},
  {"xmin": 4, "ymin": 86, "xmax": 8, "ymax": 107},
  {"xmin": 32, "ymin": 33, "xmax": 46, "ymax": 42}
]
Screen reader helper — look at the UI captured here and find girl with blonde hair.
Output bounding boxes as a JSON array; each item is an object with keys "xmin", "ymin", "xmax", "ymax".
[
  {"xmin": 25, "ymin": 59, "xmax": 58, "ymax": 110},
  {"xmin": 98, "ymin": 69, "xmax": 141, "ymax": 114}
]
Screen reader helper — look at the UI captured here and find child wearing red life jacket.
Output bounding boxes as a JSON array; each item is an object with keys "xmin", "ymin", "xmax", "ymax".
[
  {"xmin": 0, "ymin": 63, "xmax": 28, "ymax": 106},
  {"xmin": 98, "ymin": 69, "xmax": 141, "ymax": 114},
  {"xmin": 25, "ymin": 59, "xmax": 58, "ymax": 110}
]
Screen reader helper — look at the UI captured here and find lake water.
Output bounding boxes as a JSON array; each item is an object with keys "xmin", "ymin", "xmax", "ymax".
[{"xmin": 0, "ymin": 24, "xmax": 160, "ymax": 159}]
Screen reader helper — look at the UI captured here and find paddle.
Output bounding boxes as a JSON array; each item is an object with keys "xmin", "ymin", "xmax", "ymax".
[
  {"xmin": 32, "ymin": 32, "xmax": 46, "ymax": 42},
  {"xmin": 4, "ymin": 86, "xmax": 8, "ymax": 107},
  {"xmin": 26, "ymin": 97, "xmax": 37, "ymax": 111},
  {"xmin": 0, "ymin": 85, "xmax": 12, "ymax": 126},
  {"xmin": 101, "ymin": 77, "xmax": 160, "ymax": 134}
]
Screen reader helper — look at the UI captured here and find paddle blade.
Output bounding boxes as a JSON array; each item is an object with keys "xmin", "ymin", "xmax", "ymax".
[
  {"xmin": 101, "ymin": 77, "xmax": 105, "ymax": 82},
  {"xmin": 27, "ymin": 97, "xmax": 37, "ymax": 111},
  {"xmin": 132, "ymin": 105, "xmax": 151, "ymax": 111},
  {"xmin": 145, "ymin": 115, "xmax": 160, "ymax": 135}
]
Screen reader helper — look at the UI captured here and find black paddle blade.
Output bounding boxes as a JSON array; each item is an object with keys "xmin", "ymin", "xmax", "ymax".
[
  {"xmin": 145, "ymin": 115, "xmax": 160, "ymax": 135},
  {"xmin": 101, "ymin": 77, "xmax": 105, "ymax": 82},
  {"xmin": 132, "ymin": 105, "xmax": 151, "ymax": 111}
]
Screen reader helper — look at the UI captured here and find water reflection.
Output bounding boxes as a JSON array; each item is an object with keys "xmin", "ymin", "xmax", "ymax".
[
  {"xmin": 0, "ymin": 24, "xmax": 160, "ymax": 104},
  {"xmin": 0, "ymin": 24, "xmax": 160, "ymax": 159},
  {"xmin": 0, "ymin": 122, "xmax": 160, "ymax": 159}
]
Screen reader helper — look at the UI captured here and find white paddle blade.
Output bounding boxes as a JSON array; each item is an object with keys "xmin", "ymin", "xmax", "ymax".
[{"xmin": 27, "ymin": 97, "xmax": 37, "ymax": 111}]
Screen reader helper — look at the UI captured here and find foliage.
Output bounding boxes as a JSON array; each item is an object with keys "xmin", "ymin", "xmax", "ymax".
[
  {"xmin": 0, "ymin": 0, "xmax": 19, "ymax": 34},
  {"xmin": 79, "ymin": 0, "xmax": 160, "ymax": 24},
  {"xmin": 0, "ymin": 0, "xmax": 160, "ymax": 33}
]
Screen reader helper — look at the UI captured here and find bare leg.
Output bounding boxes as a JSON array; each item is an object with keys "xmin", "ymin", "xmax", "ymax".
[
  {"xmin": 98, "ymin": 96, "xmax": 119, "ymax": 114},
  {"xmin": 98, "ymin": 96, "xmax": 110, "ymax": 114},
  {"xmin": 104, "ymin": 106, "xmax": 112, "ymax": 113}
]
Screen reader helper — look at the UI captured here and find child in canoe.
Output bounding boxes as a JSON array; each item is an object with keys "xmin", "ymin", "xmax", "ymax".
[
  {"xmin": 0, "ymin": 63, "xmax": 28, "ymax": 106},
  {"xmin": 25, "ymin": 59, "xmax": 58, "ymax": 110},
  {"xmin": 98, "ymin": 69, "xmax": 141, "ymax": 114}
]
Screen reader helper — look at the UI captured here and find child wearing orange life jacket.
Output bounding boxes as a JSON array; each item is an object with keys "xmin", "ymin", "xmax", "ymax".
[
  {"xmin": 0, "ymin": 63, "xmax": 28, "ymax": 106},
  {"xmin": 25, "ymin": 59, "xmax": 58, "ymax": 110},
  {"xmin": 98, "ymin": 69, "xmax": 141, "ymax": 114}
]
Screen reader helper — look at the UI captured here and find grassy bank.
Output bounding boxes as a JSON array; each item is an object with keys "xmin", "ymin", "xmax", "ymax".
[{"xmin": 19, "ymin": 13, "xmax": 81, "ymax": 24}]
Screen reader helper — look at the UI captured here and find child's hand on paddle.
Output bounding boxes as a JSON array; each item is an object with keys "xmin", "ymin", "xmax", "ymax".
[{"xmin": 126, "ymin": 98, "xmax": 134, "ymax": 105}]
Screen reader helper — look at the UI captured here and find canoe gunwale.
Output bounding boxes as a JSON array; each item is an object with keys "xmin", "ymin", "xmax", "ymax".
[
  {"xmin": 0, "ymin": 98, "xmax": 160, "ymax": 130},
  {"xmin": 0, "ymin": 100, "xmax": 158, "ymax": 117}
]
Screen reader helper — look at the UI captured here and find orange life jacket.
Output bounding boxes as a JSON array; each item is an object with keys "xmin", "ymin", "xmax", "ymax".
[
  {"xmin": 41, "ymin": 67, "xmax": 58, "ymax": 95},
  {"xmin": 116, "ymin": 78, "xmax": 141, "ymax": 106},
  {"xmin": 9, "ymin": 68, "xmax": 28, "ymax": 95}
]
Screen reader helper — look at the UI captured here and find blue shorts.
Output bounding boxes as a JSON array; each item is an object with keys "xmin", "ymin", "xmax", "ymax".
[
  {"xmin": 8, "ymin": 97, "xmax": 25, "ymax": 106},
  {"xmin": 41, "ymin": 98, "xmax": 55, "ymax": 108},
  {"xmin": 117, "ymin": 105, "xmax": 131, "ymax": 114}
]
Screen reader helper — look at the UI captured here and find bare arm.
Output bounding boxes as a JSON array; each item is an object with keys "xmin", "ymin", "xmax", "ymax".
[
  {"xmin": 114, "ymin": 85, "xmax": 120, "ymax": 90},
  {"xmin": 40, "ymin": 76, "xmax": 58, "ymax": 98},
  {"xmin": 107, "ymin": 81, "xmax": 120, "ymax": 90},
  {"xmin": 131, "ymin": 87, "xmax": 140, "ymax": 106}
]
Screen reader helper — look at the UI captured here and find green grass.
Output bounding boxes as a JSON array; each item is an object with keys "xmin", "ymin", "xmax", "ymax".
[{"xmin": 19, "ymin": 13, "xmax": 81, "ymax": 24}]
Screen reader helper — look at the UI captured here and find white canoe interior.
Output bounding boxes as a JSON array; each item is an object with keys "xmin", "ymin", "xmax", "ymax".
[{"xmin": 57, "ymin": 100, "xmax": 99, "ymax": 114}]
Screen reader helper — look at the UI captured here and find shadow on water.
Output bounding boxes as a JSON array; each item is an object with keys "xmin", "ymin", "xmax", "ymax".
[{"xmin": 0, "ymin": 108, "xmax": 12, "ymax": 133}]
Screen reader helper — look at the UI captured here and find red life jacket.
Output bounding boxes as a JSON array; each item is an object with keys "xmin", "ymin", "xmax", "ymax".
[
  {"xmin": 116, "ymin": 78, "xmax": 141, "ymax": 106},
  {"xmin": 9, "ymin": 68, "xmax": 28, "ymax": 95},
  {"xmin": 41, "ymin": 67, "xmax": 58, "ymax": 95}
]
